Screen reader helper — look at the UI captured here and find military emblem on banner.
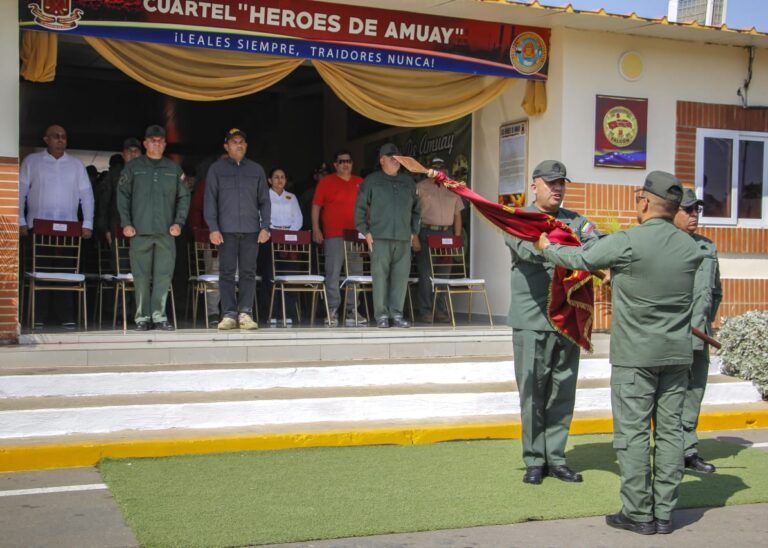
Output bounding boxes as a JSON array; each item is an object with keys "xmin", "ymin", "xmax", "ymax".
[
  {"xmin": 29, "ymin": 1, "xmax": 83, "ymax": 30},
  {"xmin": 510, "ymin": 31, "xmax": 547, "ymax": 76},
  {"xmin": 594, "ymin": 95, "xmax": 648, "ymax": 169}
]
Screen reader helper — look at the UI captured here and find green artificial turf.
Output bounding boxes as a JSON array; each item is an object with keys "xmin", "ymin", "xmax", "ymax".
[{"xmin": 100, "ymin": 435, "xmax": 768, "ymax": 547}]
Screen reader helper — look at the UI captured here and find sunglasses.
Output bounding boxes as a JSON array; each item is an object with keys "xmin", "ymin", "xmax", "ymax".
[
  {"xmin": 683, "ymin": 205, "xmax": 703, "ymax": 215},
  {"xmin": 336, "ymin": 159, "xmax": 353, "ymax": 164}
]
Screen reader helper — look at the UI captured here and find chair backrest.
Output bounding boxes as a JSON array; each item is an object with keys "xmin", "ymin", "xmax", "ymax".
[
  {"xmin": 427, "ymin": 234, "xmax": 467, "ymax": 279},
  {"xmin": 191, "ymin": 228, "xmax": 217, "ymax": 277},
  {"xmin": 342, "ymin": 229, "xmax": 370, "ymax": 277},
  {"xmin": 30, "ymin": 219, "xmax": 82, "ymax": 275},
  {"xmin": 111, "ymin": 225, "xmax": 132, "ymax": 276},
  {"xmin": 271, "ymin": 229, "xmax": 313, "ymax": 276}
]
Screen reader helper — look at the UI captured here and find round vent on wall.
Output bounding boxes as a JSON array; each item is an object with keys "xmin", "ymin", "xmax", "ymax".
[{"xmin": 619, "ymin": 51, "xmax": 644, "ymax": 82}]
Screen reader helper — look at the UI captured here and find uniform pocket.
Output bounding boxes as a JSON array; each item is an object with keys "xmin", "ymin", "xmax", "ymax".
[{"xmin": 613, "ymin": 433, "xmax": 627, "ymax": 449}]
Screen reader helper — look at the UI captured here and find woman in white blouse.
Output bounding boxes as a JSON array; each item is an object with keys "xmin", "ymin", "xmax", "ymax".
[
  {"xmin": 268, "ymin": 168, "xmax": 303, "ymax": 230},
  {"xmin": 258, "ymin": 168, "xmax": 303, "ymax": 324}
]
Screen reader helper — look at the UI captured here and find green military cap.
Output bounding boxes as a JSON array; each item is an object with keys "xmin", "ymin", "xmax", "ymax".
[
  {"xmin": 379, "ymin": 143, "xmax": 400, "ymax": 157},
  {"xmin": 122, "ymin": 137, "xmax": 141, "ymax": 150},
  {"xmin": 680, "ymin": 187, "xmax": 704, "ymax": 208},
  {"xmin": 144, "ymin": 125, "xmax": 166, "ymax": 139},
  {"xmin": 639, "ymin": 170, "xmax": 683, "ymax": 204},
  {"xmin": 532, "ymin": 160, "xmax": 570, "ymax": 183}
]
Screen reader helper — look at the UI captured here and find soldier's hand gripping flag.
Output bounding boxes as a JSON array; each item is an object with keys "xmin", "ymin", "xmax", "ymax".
[{"xmin": 395, "ymin": 155, "xmax": 595, "ymax": 351}]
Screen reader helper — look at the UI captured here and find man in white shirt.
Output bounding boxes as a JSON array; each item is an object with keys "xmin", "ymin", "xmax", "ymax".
[
  {"xmin": 19, "ymin": 125, "xmax": 94, "ymax": 238},
  {"xmin": 19, "ymin": 125, "xmax": 95, "ymax": 328}
]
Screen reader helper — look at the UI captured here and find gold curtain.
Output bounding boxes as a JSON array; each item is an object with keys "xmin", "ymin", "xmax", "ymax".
[
  {"xmin": 22, "ymin": 33, "xmax": 533, "ymax": 122},
  {"xmin": 20, "ymin": 30, "xmax": 58, "ymax": 82},
  {"xmin": 521, "ymin": 80, "xmax": 547, "ymax": 116},
  {"xmin": 83, "ymin": 37, "xmax": 303, "ymax": 101},
  {"xmin": 313, "ymin": 60, "xmax": 514, "ymax": 127}
]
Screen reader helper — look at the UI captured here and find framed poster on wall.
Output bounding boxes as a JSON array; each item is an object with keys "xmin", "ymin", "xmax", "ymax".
[
  {"xmin": 499, "ymin": 120, "xmax": 528, "ymax": 207},
  {"xmin": 594, "ymin": 95, "xmax": 648, "ymax": 169}
]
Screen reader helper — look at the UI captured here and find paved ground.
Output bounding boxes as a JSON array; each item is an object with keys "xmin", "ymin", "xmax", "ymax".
[{"xmin": 0, "ymin": 428, "xmax": 766, "ymax": 548}]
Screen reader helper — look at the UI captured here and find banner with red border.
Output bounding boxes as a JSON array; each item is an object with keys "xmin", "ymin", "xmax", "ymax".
[{"xmin": 19, "ymin": 0, "xmax": 550, "ymax": 79}]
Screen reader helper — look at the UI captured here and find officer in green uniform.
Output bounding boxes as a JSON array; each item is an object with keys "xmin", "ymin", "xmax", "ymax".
[
  {"xmin": 96, "ymin": 138, "xmax": 142, "ymax": 245},
  {"xmin": 117, "ymin": 125, "xmax": 190, "ymax": 331},
  {"xmin": 505, "ymin": 160, "xmax": 601, "ymax": 485},
  {"xmin": 674, "ymin": 188, "xmax": 722, "ymax": 473},
  {"xmin": 536, "ymin": 171, "xmax": 703, "ymax": 535},
  {"xmin": 355, "ymin": 143, "xmax": 420, "ymax": 328}
]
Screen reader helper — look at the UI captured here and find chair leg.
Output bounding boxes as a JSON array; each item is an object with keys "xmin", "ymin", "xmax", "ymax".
[
  {"xmin": 112, "ymin": 285, "xmax": 119, "ymax": 329},
  {"xmin": 82, "ymin": 285, "xmax": 88, "ymax": 331},
  {"xmin": 170, "ymin": 286, "xmax": 177, "ymax": 328},
  {"xmin": 483, "ymin": 289, "xmax": 494, "ymax": 327},
  {"xmin": 468, "ymin": 292, "xmax": 473, "ymax": 323},
  {"xmin": 268, "ymin": 285, "xmax": 277, "ymax": 324},
  {"xmin": 28, "ymin": 281, "xmax": 35, "ymax": 330},
  {"xmin": 280, "ymin": 287, "xmax": 287, "ymax": 327},
  {"xmin": 190, "ymin": 285, "xmax": 197, "ymax": 328},
  {"xmin": 121, "ymin": 284, "xmax": 128, "ymax": 332},
  {"xmin": 321, "ymin": 287, "xmax": 331, "ymax": 326},
  {"xmin": 310, "ymin": 290, "xmax": 317, "ymax": 327},
  {"xmin": 446, "ymin": 290, "xmax": 456, "ymax": 328}
]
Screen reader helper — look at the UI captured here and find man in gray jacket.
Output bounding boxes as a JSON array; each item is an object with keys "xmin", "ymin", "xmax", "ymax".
[{"xmin": 204, "ymin": 128, "xmax": 270, "ymax": 330}]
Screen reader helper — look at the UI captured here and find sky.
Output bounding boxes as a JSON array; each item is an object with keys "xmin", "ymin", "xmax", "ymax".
[{"xmin": 509, "ymin": 0, "xmax": 768, "ymax": 31}]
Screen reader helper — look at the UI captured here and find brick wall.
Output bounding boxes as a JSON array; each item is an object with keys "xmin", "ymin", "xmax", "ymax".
[
  {"xmin": 565, "ymin": 181, "xmax": 768, "ymax": 331},
  {"xmin": 0, "ymin": 157, "xmax": 19, "ymax": 342}
]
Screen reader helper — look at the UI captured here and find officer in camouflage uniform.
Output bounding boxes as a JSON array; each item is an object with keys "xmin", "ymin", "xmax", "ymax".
[
  {"xmin": 505, "ymin": 160, "xmax": 601, "ymax": 486},
  {"xmin": 355, "ymin": 143, "xmax": 420, "ymax": 328},
  {"xmin": 674, "ymin": 188, "xmax": 722, "ymax": 473},
  {"xmin": 117, "ymin": 125, "xmax": 190, "ymax": 331},
  {"xmin": 537, "ymin": 171, "xmax": 703, "ymax": 535}
]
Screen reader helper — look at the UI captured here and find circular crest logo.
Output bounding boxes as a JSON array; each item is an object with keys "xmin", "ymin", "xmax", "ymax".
[
  {"xmin": 602, "ymin": 106, "xmax": 638, "ymax": 148},
  {"xmin": 510, "ymin": 32, "xmax": 547, "ymax": 75}
]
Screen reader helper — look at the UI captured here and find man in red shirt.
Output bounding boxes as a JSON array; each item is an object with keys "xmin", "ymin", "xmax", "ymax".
[{"xmin": 312, "ymin": 150, "xmax": 364, "ymax": 327}]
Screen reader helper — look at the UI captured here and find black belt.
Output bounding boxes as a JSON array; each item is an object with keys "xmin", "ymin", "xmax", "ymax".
[{"xmin": 422, "ymin": 224, "xmax": 451, "ymax": 231}]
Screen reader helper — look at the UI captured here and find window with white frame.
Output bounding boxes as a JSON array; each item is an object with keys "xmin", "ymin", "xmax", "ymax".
[{"xmin": 695, "ymin": 128, "xmax": 767, "ymax": 226}]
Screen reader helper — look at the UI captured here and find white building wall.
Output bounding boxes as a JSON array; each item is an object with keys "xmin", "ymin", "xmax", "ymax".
[
  {"xmin": 0, "ymin": 3, "xmax": 19, "ymax": 157},
  {"xmin": 560, "ymin": 27, "xmax": 768, "ymax": 184},
  {"xmin": 471, "ymin": 26, "xmax": 768, "ymax": 316}
]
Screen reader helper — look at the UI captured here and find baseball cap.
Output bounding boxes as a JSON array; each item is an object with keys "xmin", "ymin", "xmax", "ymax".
[
  {"xmin": 680, "ymin": 188, "xmax": 704, "ymax": 208},
  {"xmin": 224, "ymin": 128, "xmax": 247, "ymax": 142},
  {"xmin": 379, "ymin": 143, "xmax": 400, "ymax": 157},
  {"xmin": 122, "ymin": 137, "xmax": 141, "ymax": 150},
  {"xmin": 638, "ymin": 170, "xmax": 683, "ymax": 204},
  {"xmin": 144, "ymin": 125, "xmax": 166, "ymax": 139},
  {"xmin": 532, "ymin": 160, "xmax": 570, "ymax": 183}
]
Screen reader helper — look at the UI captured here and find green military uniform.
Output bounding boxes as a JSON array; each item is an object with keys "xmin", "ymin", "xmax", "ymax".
[
  {"xmin": 355, "ymin": 169, "xmax": 420, "ymax": 321},
  {"xmin": 95, "ymin": 163, "xmax": 122, "ymax": 237},
  {"xmin": 117, "ymin": 155, "xmax": 190, "ymax": 324},
  {"xmin": 505, "ymin": 206, "xmax": 600, "ymax": 468},
  {"xmin": 543, "ymin": 212, "xmax": 703, "ymax": 524},
  {"xmin": 682, "ymin": 233, "xmax": 722, "ymax": 457}
]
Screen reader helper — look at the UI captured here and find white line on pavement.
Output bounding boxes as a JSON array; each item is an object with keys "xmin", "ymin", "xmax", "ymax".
[
  {"xmin": 731, "ymin": 441, "xmax": 768, "ymax": 448},
  {"xmin": 0, "ymin": 483, "xmax": 107, "ymax": 497}
]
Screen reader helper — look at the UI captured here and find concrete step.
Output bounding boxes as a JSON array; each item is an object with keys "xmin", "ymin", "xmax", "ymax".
[
  {"xmin": 2, "ymin": 329, "xmax": 612, "ymax": 370},
  {"xmin": 0, "ymin": 355, "xmax": 760, "ymax": 439}
]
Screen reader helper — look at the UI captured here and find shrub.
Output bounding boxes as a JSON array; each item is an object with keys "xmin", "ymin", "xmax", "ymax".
[{"xmin": 718, "ymin": 311, "xmax": 768, "ymax": 400}]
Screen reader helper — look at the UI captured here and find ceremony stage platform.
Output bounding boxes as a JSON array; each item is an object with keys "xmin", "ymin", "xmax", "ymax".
[{"xmin": 1, "ymin": 328, "xmax": 766, "ymax": 472}]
